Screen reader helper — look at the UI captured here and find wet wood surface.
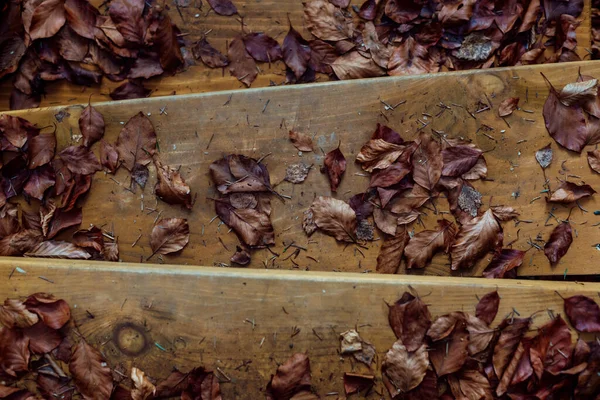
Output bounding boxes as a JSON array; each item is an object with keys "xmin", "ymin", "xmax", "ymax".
[
  {"xmin": 0, "ymin": 0, "xmax": 593, "ymax": 111},
  {"xmin": 4, "ymin": 60, "xmax": 600, "ymax": 277},
  {"xmin": 0, "ymin": 259, "xmax": 598, "ymax": 398}
]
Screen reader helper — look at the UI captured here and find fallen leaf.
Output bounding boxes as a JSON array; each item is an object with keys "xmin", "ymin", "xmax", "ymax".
[
  {"xmin": 369, "ymin": 161, "xmax": 412, "ymax": 188},
  {"xmin": 490, "ymin": 205, "xmax": 519, "ymax": 222},
  {"xmin": 353, "ymin": 340, "xmax": 376, "ymax": 366},
  {"xmin": 131, "ymin": 367, "xmax": 156, "ymax": 400},
  {"xmin": 482, "ymin": 249, "xmax": 525, "ymax": 279},
  {"xmin": 0, "ymin": 327, "xmax": 30, "ymax": 377},
  {"xmin": 29, "ymin": 0, "xmax": 66, "ymax": 40},
  {"xmin": 442, "ymin": 144, "xmax": 483, "ymax": 177},
  {"xmin": 72, "ymin": 226, "xmax": 104, "ymax": 253},
  {"xmin": 100, "ymin": 141, "xmax": 119, "ymax": 174},
  {"xmin": 110, "ymin": 81, "xmax": 151, "ymax": 101},
  {"xmin": 231, "ymin": 246, "xmax": 251, "ymax": 265},
  {"xmin": 357, "ymin": 139, "xmax": 413, "ymax": 172},
  {"xmin": 116, "ymin": 112, "xmax": 157, "ymax": 171},
  {"xmin": 498, "ymin": 97, "xmax": 519, "ymax": 117},
  {"xmin": 69, "ymin": 341, "xmax": 113, "ymax": 400},
  {"xmin": 154, "ymin": 158, "xmax": 192, "ymax": 209},
  {"xmin": 476, "ymin": 291, "xmax": 500, "ymax": 325},
  {"xmin": 376, "ymin": 225, "xmax": 408, "ymax": 273},
  {"xmin": 358, "ymin": 0, "xmax": 377, "ymax": 20},
  {"xmin": 450, "ymin": 209, "xmax": 502, "ymax": 270},
  {"xmin": 108, "ymin": 0, "xmax": 145, "ymax": 44},
  {"xmin": 25, "ymin": 241, "xmax": 90, "ymax": 259},
  {"xmin": 385, "ymin": 0, "xmax": 421, "ymax": 24},
  {"xmin": 56, "ymin": 25, "xmax": 88, "ymax": 62},
  {"xmin": 343, "ymin": 373, "xmax": 374, "ymax": 395},
  {"xmin": 78, "ymin": 104, "xmax": 104, "ymax": 149},
  {"xmin": 429, "ymin": 321, "xmax": 469, "ymax": 376},
  {"xmin": 228, "ymin": 36, "xmax": 257, "ymax": 87},
  {"xmin": 535, "ymin": 144, "xmax": 553, "ymax": 169},
  {"xmin": 104, "ymin": 242, "xmax": 119, "ymax": 262},
  {"xmin": 215, "ymin": 200, "xmax": 274, "ymax": 247},
  {"xmin": 182, "ymin": 368, "xmax": 221, "ymax": 400},
  {"xmin": 0, "ymin": 115, "xmax": 36, "ymax": 149},
  {"xmin": 331, "ymin": 51, "xmax": 385, "ymax": 80},
  {"xmin": 382, "ymin": 341, "xmax": 429, "ymax": 395},
  {"xmin": 58, "ymin": 145, "xmax": 102, "ymax": 175},
  {"xmin": 465, "ymin": 313, "xmax": 495, "ymax": 355},
  {"xmin": 267, "ymin": 353, "xmax": 312, "ymax": 399},
  {"xmin": 23, "ymin": 321, "xmax": 62, "ymax": 353},
  {"xmin": 493, "ymin": 318, "xmax": 530, "ymax": 378},
  {"xmin": 544, "ymin": 221, "xmax": 572, "ymax": 265},
  {"xmin": 404, "ymin": 219, "xmax": 457, "ymax": 269},
  {"xmin": 283, "ymin": 24, "xmax": 311, "ymax": 79},
  {"xmin": 209, "ymin": 154, "xmax": 272, "ymax": 194},
  {"xmin": 530, "ymin": 316, "xmax": 572, "ymax": 377},
  {"xmin": 388, "ymin": 292, "xmax": 431, "ymax": 352},
  {"xmin": 559, "ymin": 79, "xmax": 598, "ymax": 107},
  {"xmin": 412, "ymin": 132, "xmax": 442, "ymax": 190},
  {"xmin": 288, "ymin": 131, "xmax": 313, "ymax": 152},
  {"xmin": 302, "ymin": 209, "xmax": 317, "ymax": 236},
  {"xmin": 37, "ymin": 375, "xmax": 72, "ymax": 400},
  {"xmin": 462, "ymin": 157, "xmax": 487, "ymax": 180},
  {"xmin": 64, "ymin": 0, "xmax": 98, "ymax": 39},
  {"xmin": 150, "ymin": 218, "xmax": 189, "ymax": 257},
  {"xmin": 304, "ymin": 0, "xmax": 353, "ymax": 41},
  {"xmin": 207, "ymin": 0, "xmax": 237, "ymax": 15},
  {"xmin": 28, "ymin": 133, "xmax": 56, "ymax": 169},
  {"xmin": 131, "ymin": 164, "xmax": 149, "ymax": 190},
  {"xmin": 564, "ymin": 295, "xmax": 600, "ymax": 332},
  {"xmin": 243, "ymin": 33, "xmax": 282, "ymax": 62},
  {"xmin": 192, "ymin": 38, "xmax": 228, "ymax": 68},
  {"xmin": 46, "ymin": 206, "xmax": 83, "ymax": 239},
  {"xmin": 388, "ymin": 37, "xmax": 437, "ymax": 76},
  {"xmin": 23, "ymin": 165, "xmax": 55, "ymax": 200},
  {"xmin": 152, "ymin": 13, "xmax": 183, "ymax": 73},
  {"xmin": 309, "ymin": 196, "xmax": 356, "ymax": 242},
  {"xmin": 548, "ymin": 181, "xmax": 596, "ymax": 203},
  {"xmin": 448, "ymin": 369, "xmax": 493, "ymax": 400},
  {"xmin": 0, "ymin": 229, "xmax": 43, "ymax": 256},
  {"xmin": 308, "ymin": 39, "xmax": 337, "ymax": 74},
  {"xmin": 0, "ymin": 299, "xmax": 39, "ymax": 328},
  {"xmin": 340, "ymin": 329, "xmax": 363, "ymax": 354},
  {"xmin": 285, "ymin": 163, "xmax": 311, "ymax": 184},
  {"xmin": 322, "ymin": 146, "xmax": 346, "ymax": 192},
  {"xmin": 428, "ymin": 312, "xmax": 462, "ymax": 342}
]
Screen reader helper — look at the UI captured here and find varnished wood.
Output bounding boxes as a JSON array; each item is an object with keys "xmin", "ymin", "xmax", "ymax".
[
  {"xmin": 5, "ymin": 61, "xmax": 600, "ymax": 276},
  {"xmin": 0, "ymin": 0, "xmax": 593, "ymax": 111},
  {"xmin": 0, "ymin": 259, "xmax": 598, "ymax": 398}
]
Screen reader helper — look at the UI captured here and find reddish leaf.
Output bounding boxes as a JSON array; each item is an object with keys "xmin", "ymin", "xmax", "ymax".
[
  {"xmin": 23, "ymin": 294, "xmax": 69, "ymax": 330},
  {"xmin": 0, "ymin": 229, "xmax": 43, "ymax": 256},
  {"xmin": 482, "ymin": 249, "xmax": 525, "ymax": 279},
  {"xmin": 412, "ymin": 132, "xmax": 442, "ymax": 190},
  {"xmin": 153, "ymin": 159, "xmax": 192, "ymax": 209},
  {"xmin": 100, "ymin": 141, "xmax": 119, "ymax": 174},
  {"xmin": 29, "ymin": 0, "xmax": 66, "ymax": 40},
  {"xmin": 64, "ymin": 0, "xmax": 98, "ymax": 39},
  {"xmin": 385, "ymin": 0, "xmax": 421, "ymax": 24},
  {"xmin": 429, "ymin": 321, "xmax": 469, "ymax": 376},
  {"xmin": 0, "ymin": 299, "xmax": 39, "ymax": 329},
  {"xmin": 357, "ymin": 139, "xmax": 413, "ymax": 172},
  {"xmin": 25, "ymin": 240, "xmax": 90, "ymax": 259},
  {"xmin": 304, "ymin": 0, "xmax": 353, "ymax": 41},
  {"xmin": 442, "ymin": 145, "xmax": 483, "ymax": 177},
  {"xmin": 543, "ymin": 0, "xmax": 584, "ymax": 21},
  {"xmin": 28, "ymin": 133, "xmax": 56, "ymax": 169},
  {"xmin": 544, "ymin": 222, "xmax": 572, "ymax": 265},
  {"xmin": 72, "ymin": 226, "xmax": 104, "ymax": 252},
  {"xmin": 369, "ymin": 162, "xmax": 411, "ymax": 188},
  {"xmin": 192, "ymin": 39, "xmax": 228, "ymax": 68},
  {"xmin": 343, "ymin": 373, "xmax": 374, "ymax": 395},
  {"xmin": 23, "ymin": 166, "xmax": 55, "ymax": 201},
  {"xmin": 399, "ymin": 370, "xmax": 438, "ymax": 400},
  {"xmin": 448, "ymin": 369, "xmax": 493, "ymax": 400},
  {"xmin": 309, "ymin": 196, "xmax": 356, "ymax": 242},
  {"xmin": 382, "ymin": 341, "xmax": 428, "ymax": 395},
  {"xmin": 490, "ymin": 205, "xmax": 519, "ymax": 222},
  {"xmin": 548, "ymin": 181, "xmax": 596, "ymax": 203},
  {"xmin": 465, "ymin": 313, "xmax": 495, "ymax": 355},
  {"xmin": 23, "ymin": 322, "xmax": 62, "ymax": 354},
  {"xmin": 37, "ymin": 375, "xmax": 72, "ymax": 400},
  {"xmin": 493, "ymin": 318, "xmax": 530, "ymax": 378},
  {"xmin": 498, "ymin": 97, "xmax": 519, "ymax": 117},
  {"xmin": 0, "ymin": 327, "xmax": 30, "ymax": 377},
  {"xmin": 530, "ymin": 316, "xmax": 572, "ymax": 377},
  {"xmin": 564, "ymin": 295, "xmax": 600, "ymax": 332},
  {"xmin": 216, "ymin": 198, "xmax": 274, "ymax": 247},
  {"xmin": 209, "ymin": 154, "xmax": 271, "ymax": 194},
  {"xmin": 388, "ymin": 37, "xmax": 437, "ymax": 76},
  {"xmin": 58, "ymin": 145, "xmax": 102, "ymax": 175},
  {"xmin": 389, "ymin": 184, "xmax": 430, "ymax": 214},
  {"xmin": 388, "ymin": 292, "xmax": 431, "ymax": 352},
  {"xmin": 404, "ymin": 219, "xmax": 457, "ymax": 269},
  {"xmin": 376, "ymin": 225, "xmax": 408, "ymax": 273},
  {"xmin": 288, "ymin": 131, "xmax": 313, "ymax": 152},
  {"xmin": 150, "ymin": 218, "xmax": 189, "ymax": 257},
  {"xmin": 109, "ymin": 0, "xmax": 145, "ymax": 44},
  {"xmin": 116, "ymin": 112, "xmax": 157, "ymax": 171},
  {"xmin": 476, "ymin": 291, "xmax": 500, "ymax": 325},
  {"xmin": 228, "ymin": 36, "xmax": 258, "ymax": 87},
  {"xmin": 0, "ymin": 203, "xmax": 19, "ymax": 238},
  {"xmin": 322, "ymin": 147, "xmax": 346, "ymax": 192},
  {"xmin": 450, "ymin": 209, "xmax": 502, "ymax": 270},
  {"xmin": 79, "ymin": 104, "xmax": 104, "ymax": 148},
  {"xmin": 331, "ymin": 51, "xmax": 385, "ymax": 80},
  {"xmin": 47, "ymin": 207, "xmax": 82, "ymax": 239},
  {"xmin": 61, "ymin": 174, "xmax": 92, "ymax": 211},
  {"xmin": 543, "ymin": 83, "xmax": 590, "ymax": 153},
  {"xmin": 358, "ymin": 0, "xmax": 377, "ymax": 20},
  {"xmin": 56, "ymin": 26, "xmax": 89, "ymax": 62},
  {"xmin": 308, "ymin": 40, "xmax": 337, "ymax": 74},
  {"xmin": 267, "ymin": 353, "xmax": 311, "ymax": 399},
  {"xmin": 207, "ymin": 0, "xmax": 237, "ymax": 15},
  {"xmin": 69, "ymin": 341, "xmax": 113, "ymax": 399},
  {"xmin": 110, "ymin": 81, "xmax": 151, "ymax": 100},
  {"xmin": 0, "ymin": 115, "xmax": 37, "ymax": 149},
  {"xmin": 243, "ymin": 33, "xmax": 282, "ymax": 62},
  {"xmin": 152, "ymin": 14, "xmax": 183, "ymax": 73},
  {"xmin": 283, "ymin": 24, "xmax": 311, "ymax": 79}
]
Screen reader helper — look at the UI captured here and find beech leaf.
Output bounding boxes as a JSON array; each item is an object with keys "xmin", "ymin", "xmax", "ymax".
[
  {"xmin": 404, "ymin": 219, "xmax": 457, "ymax": 269},
  {"xmin": 28, "ymin": 133, "xmax": 56, "ymax": 169},
  {"xmin": 215, "ymin": 199, "xmax": 274, "ymax": 247},
  {"xmin": 228, "ymin": 37, "xmax": 257, "ymax": 87},
  {"xmin": 442, "ymin": 145, "xmax": 483, "ymax": 177},
  {"xmin": 309, "ymin": 196, "xmax": 356, "ymax": 242},
  {"xmin": 100, "ymin": 140, "xmax": 119, "ymax": 174},
  {"xmin": 116, "ymin": 112, "xmax": 157, "ymax": 171},
  {"xmin": 267, "ymin": 353, "xmax": 311, "ymax": 399},
  {"xmin": 192, "ymin": 39, "xmax": 228, "ymax": 68},
  {"xmin": 207, "ymin": 0, "xmax": 237, "ymax": 15},
  {"xmin": 288, "ymin": 131, "xmax": 313, "ymax": 152},
  {"xmin": 69, "ymin": 341, "xmax": 113, "ymax": 400},
  {"xmin": 79, "ymin": 104, "xmax": 104, "ymax": 148},
  {"xmin": 448, "ymin": 369, "xmax": 493, "ymax": 400},
  {"xmin": 544, "ymin": 222, "xmax": 572, "ymax": 265},
  {"xmin": 543, "ymin": 83, "xmax": 590, "ymax": 153},
  {"xmin": 210, "ymin": 154, "xmax": 272, "ymax": 194},
  {"xmin": 588, "ymin": 150, "xmax": 600, "ymax": 173},
  {"xmin": 29, "ymin": 0, "xmax": 66, "ymax": 40},
  {"xmin": 0, "ymin": 299, "xmax": 39, "ymax": 328},
  {"xmin": 498, "ymin": 97, "xmax": 519, "ymax": 117},
  {"xmin": 64, "ymin": 0, "xmax": 98, "ymax": 39},
  {"xmin": 343, "ymin": 373, "xmax": 374, "ymax": 395},
  {"xmin": 476, "ymin": 291, "xmax": 500, "ymax": 325},
  {"xmin": 25, "ymin": 241, "xmax": 90, "ymax": 259},
  {"xmin": 450, "ymin": 209, "xmax": 502, "ymax": 270},
  {"xmin": 412, "ymin": 132, "xmax": 442, "ymax": 190},
  {"xmin": 429, "ymin": 321, "xmax": 469, "ymax": 376},
  {"xmin": 548, "ymin": 181, "xmax": 596, "ymax": 203},
  {"xmin": 283, "ymin": 24, "xmax": 311, "ymax": 79},
  {"xmin": 154, "ymin": 158, "xmax": 192, "ymax": 209},
  {"xmin": 243, "ymin": 33, "xmax": 282, "ymax": 62},
  {"xmin": 482, "ymin": 249, "xmax": 525, "ymax": 279},
  {"xmin": 304, "ymin": 0, "xmax": 353, "ymax": 41},
  {"xmin": 322, "ymin": 147, "xmax": 346, "ymax": 192},
  {"xmin": 357, "ymin": 139, "xmax": 413, "ymax": 172},
  {"xmin": 493, "ymin": 317, "xmax": 530, "ymax": 378},
  {"xmin": 563, "ymin": 295, "xmax": 600, "ymax": 332},
  {"xmin": 382, "ymin": 341, "xmax": 429, "ymax": 394},
  {"xmin": 388, "ymin": 292, "xmax": 431, "ymax": 352},
  {"xmin": 559, "ymin": 79, "xmax": 598, "ymax": 106},
  {"xmin": 0, "ymin": 327, "xmax": 30, "ymax": 377},
  {"xmin": 376, "ymin": 225, "xmax": 408, "ymax": 274},
  {"xmin": 150, "ymin": 218, "xmax": 190, "ymax": 257},
  {"xmin": 331, "ymin": 51, "xmax": 385, "ymax": 80},
  {"xmin": 58, "ymin": 145, "xmax": 102, "ymax": 175}
]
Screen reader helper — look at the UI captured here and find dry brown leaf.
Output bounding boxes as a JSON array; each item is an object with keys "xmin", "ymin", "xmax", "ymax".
[
  {"xmin": 216, "ymin": 201, "xmax": 274, "ymax": 247},
  {"xmin": 228, "ymin": 36, "xmax": 258, "ymax": 87},
  {"xmin": 309, "ymin": 196, "xmax": 356, "ymax": 242},
  {"xmin": 24, "ymin": 241, "xmax": 91, "ymax": 259},
  {"xmin": 412, "ymin": 132, "xmax": 442, "ymax": 190},
  {"xmin": 588, "ymin": 150, "xmax": 600, "ymax": 173},
  {"xmin": 376, "ymin": 225, "xmax": 408, "ymax": 273},
  {"xmin": 450, "ymin": 209, "xmax": 502, "ymax": 270},
  {"xmin": 288, "ymin": 131, "xmax": 313, "ymax": 152},
  {"xmin": 490, "ymin": 206, "xmax": 519, "ymax": 222},
  {"xmin": 79, "ymin": 104, "xmax": 104, "ymax": 148},
  {"xmin": 70, "ymin": 341, "xmax": 113, "ymax": 400},
  {"xmin": 154, "ymin": 158, "xmax": 192, "ymax": 209},
  {"xmin": 340, "ymin": 329, "xmax": 362, "ymax": 354},
  {"xmin": 559, "ymin": 79, "xmax": 598, "ymax": 106},
  {"xmin": 116, "ymin": 112, "xmax": 157, "ymax": 171},
  {"xmin": 304, "ymin": 0, "xmax": 353, "ymax": 41},
  {"xmin": 498, "ymin": 97, "xmax": 519, "ymax": 117},
  {"xmin": 429, "ymin": 321, "xmax": 469, "ymax": 376},
  {"xmin": 331, "ymin": 51, "xmax": 385, "ymax": 80},
  {"xmin": 0, "ymin": 299, "xmax": 39, "ymax": 328},
  {"xmin": 131, "ymin": 367, "xmax": 156, "ymax": 400},
  {"xmin": 448, "ymin": 369, "xmax": 493, "ymax": 400},
  {"xmin": 356, "ymin": 139, "xmax": 412, "ymax": 172},
  {"xmin": 382, "ymin": 341, "xmax": 428, "ymax": 395},
  {"xmin": 361, "ymin": 21, "xmax": 391, "ymax": 68},
  {"xmin": 548, "ymin": 181, "xmax": 596, "ymax": 203},
  {"xmin": 404, "ymin": 219, "xmax": 457, "ymax": 269},
  {"xmin": 322, "ymin": 147, "xmax": 346, "ymax": 192},
  {"xmin": 267, "ymin": 353, "xmax": 312, "ymax": 399},
  {"xmin": 149, "ymin": 218, "xmax": 190, "ymax": 257}
]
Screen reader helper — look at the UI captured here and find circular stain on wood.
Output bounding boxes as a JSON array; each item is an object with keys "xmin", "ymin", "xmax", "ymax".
[{"xmin": 113, "ymin": 322, "xmax": 150, "ymax": 356}]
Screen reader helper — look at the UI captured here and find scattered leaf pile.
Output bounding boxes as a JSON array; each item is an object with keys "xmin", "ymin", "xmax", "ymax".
[
  {"xmin": 1, "ymin": 0, "xmax": 187, "ymax": 110},
  {"xmin": 0, "ymin": 107, "xmax": 191, "ymax": 261},
  {"xmin": 0, "ymin": 292, "xmax": 222, "ymax": 399}
]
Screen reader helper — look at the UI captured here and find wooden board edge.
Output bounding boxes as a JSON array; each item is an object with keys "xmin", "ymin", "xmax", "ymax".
[{"xmin": 5, "ymin": 257, "xmax": 600, "ymax": 292}]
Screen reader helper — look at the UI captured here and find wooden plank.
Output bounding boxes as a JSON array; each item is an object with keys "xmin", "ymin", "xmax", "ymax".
[
  {"xmin": 0, "ymin": 259, "xmax": 598, "ymax": 398},
  {"xmin": 5, "ymin": 61, "xmax": 600, "ymax": 276},
  {"xmin": 0, "ymin": 0, "xmax": 593, "ymax": 111}
]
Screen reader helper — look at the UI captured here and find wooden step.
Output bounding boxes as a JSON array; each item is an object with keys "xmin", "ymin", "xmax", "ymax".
[
  {"xmin": 0, "ymin": 258, "xmax": 598, "ymax": 398},
  {"xmin": 0, "ymin": 0, "xmax": 593, "ymax": 111},
  {"xmin": 6, "ymin": 60, "xmax": 600, "ymax": 277}
]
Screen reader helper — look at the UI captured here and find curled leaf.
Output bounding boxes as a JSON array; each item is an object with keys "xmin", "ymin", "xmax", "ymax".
[
  {"xmin": 267, "ymin": 353, "xmax": 311, "ymax": 399},
  {"xmin": 215, "ymin": 199, "xmax": 274, "ymax": 247},
  {"xmin": 322, "ymin": 147, "xmax": 346, "ymax": 192},
  {"xmin": 493, "ymin": 318, "xmax": 530, "ymax": 378},
  {"xmin": 0, "ymin": 299, "xmax": 39, "ymax": 328},
  {"xmin": 357, "ymin": 139, "xmax": 413, "ymax": 172},
  {"xmin": 288, "ymin": 131, "xmax": 313, "ymax": 152},
  {"xmin": 382, "ymin": 341, "xmax": 429, "ymax": 394},
  {"xmin": 309, "ymin": 196, "xmax": 356, "ymax": 242},
  {"xmin": 563, "ymin": 295, "xmax": 600, "ymax": 332},
  {"xmin": 25, "ymin": 241, "xmax": 90, "ymax": 259},
  {"xmin": 498, "ymin": 97, "xmax": 519, "ymax": 117},
  {"xmin": 150, "ymin": 218, "xmax": 189, "ymax": 257},
  {"xmin": 0, "ymin": 327, "xmax": 30, "ymax": 377},
  {"xmin": 450, "ymin": 209, "xmax": 502, "ymax": 270},
  {"xmin": 131, "ymin": 367, "xmax": 156, "ymax": 400},
  {"xmin": 404, "ymin": 219, "xmax": 457, "ymax": 269},
  {"xmin": 482, "ymin": 249, "xmax": 525, "ymax": 279},
  {"xmin": 544, "ymin": 222, "xmax": 572, "ymax": 265},
  {"xmin": 548, "ymin": 181, "xmax": 596, "ymax": 203},
  {"xmin": 154, "ymin": 158, "xmax": 192, "ymax": 209}
]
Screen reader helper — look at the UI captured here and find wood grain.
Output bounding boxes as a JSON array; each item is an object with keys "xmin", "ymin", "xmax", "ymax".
[
  {"xmin": 0, "ymin": 0, "xmax": 593, "ymax": 111},
  {"xmin": 5, "ymin": 61, "xmax": 600, "ymax": 277},
  {"xmin": 0, "ymin": 259, "xmax": 598, "ymax": 398}
]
